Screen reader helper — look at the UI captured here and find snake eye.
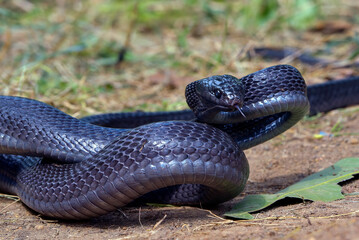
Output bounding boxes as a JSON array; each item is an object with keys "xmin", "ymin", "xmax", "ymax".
[{"xmin": 214, "ymin": 89, "xmax": 222, "ymax": 99}]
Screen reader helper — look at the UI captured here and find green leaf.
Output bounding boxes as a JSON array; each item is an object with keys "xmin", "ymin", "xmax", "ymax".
[{"xmin": 225, "ymin": 158, "xmax": 359, "ymax": 219}]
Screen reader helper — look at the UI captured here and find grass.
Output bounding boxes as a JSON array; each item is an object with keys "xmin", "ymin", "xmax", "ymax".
[{"xmin": 0, "ymin": 0, "xmax": 356, "ymax": 118}]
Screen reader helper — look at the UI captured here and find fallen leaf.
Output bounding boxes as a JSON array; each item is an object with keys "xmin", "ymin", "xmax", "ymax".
[{"xmin": 225, "ymin": 158, "xmax": 359, "ymax": 219}]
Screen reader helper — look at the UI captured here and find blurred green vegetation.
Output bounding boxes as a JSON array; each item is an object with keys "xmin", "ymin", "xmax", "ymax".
[
  {"xmin": 0, "ymin": 0, "xmax": 353, "ymax": 114},
  {"xmin": 237, "ymin": 0, "xmax": 323, "ymax": 31}
]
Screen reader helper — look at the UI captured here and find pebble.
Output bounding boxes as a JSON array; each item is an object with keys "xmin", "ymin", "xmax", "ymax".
[
  {"xmin": 349, "ymin": 138, "xmax": 359, "ymax": 144},
  {"xmin": 34, "ymin": 224, "xmax": 44, "ymax": 230}
]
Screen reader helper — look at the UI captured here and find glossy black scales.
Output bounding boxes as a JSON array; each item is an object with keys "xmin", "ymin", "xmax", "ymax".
[{"xmin": 0, "ymin": 103, "xmax": 249, "ymax": 219}]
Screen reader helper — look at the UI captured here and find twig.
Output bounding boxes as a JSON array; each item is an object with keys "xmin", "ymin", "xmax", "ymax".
[
  {"xmin": 138, "ymin": 207, "xmax": 144, "ymax": 229},
  {"xmin": 152, "ymin": 214, "xmax": 167, "ymax": 230}
]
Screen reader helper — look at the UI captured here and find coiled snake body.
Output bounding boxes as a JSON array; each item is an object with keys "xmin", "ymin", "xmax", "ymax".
[{"xmin": 0, "ymin": 65, "xmax": 358, "ymax": 219}]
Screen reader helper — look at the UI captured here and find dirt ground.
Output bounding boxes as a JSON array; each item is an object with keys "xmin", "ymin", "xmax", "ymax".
[{"xmin": 0, "ymin": 103, "xmax": 358, "ymax": 239}]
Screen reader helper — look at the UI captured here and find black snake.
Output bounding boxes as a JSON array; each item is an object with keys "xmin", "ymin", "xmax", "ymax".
[{"xmin": 0, "ymin": 65, "xmax": 358, "ymax": 220}]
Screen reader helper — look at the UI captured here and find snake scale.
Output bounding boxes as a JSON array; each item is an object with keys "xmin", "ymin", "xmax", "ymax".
[{"xmin": 0, "ymin": 64, "xmax": 359, "ymax": 220}]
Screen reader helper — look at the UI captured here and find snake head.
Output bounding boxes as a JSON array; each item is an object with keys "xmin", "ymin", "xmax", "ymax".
[{"xmin": 185, "ymin": 74, "xmax": 245, "ymax": 122}]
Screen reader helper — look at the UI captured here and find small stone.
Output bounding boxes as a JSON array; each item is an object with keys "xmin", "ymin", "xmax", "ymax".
[
  {"xmin": 34, "ymin": 224, "xmax": 44, "ymax": 230},
  {"xmin": 349, "ymin": 138, "xmax": 359, "ymax": 144}
]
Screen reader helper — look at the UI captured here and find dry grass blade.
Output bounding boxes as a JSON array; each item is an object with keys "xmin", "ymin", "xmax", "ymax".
[{"xmin": 0, "ymin": 198, "xmax": 20, "ymax": 214}]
